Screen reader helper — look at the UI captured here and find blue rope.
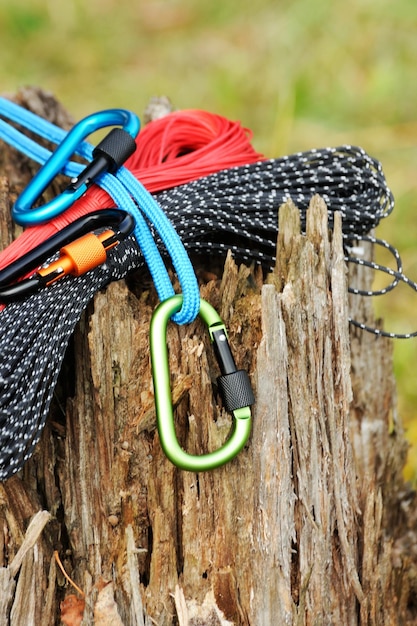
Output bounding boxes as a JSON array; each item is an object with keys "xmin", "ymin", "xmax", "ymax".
[{"xmin": 0, "ymin": 97, "xmax": 199, "ymax": 324}]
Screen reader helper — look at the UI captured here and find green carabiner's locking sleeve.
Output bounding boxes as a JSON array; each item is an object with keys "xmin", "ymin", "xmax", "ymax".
[{"xmin": 150, "ymin": 295, "xmax": 254, "ymax": 471}]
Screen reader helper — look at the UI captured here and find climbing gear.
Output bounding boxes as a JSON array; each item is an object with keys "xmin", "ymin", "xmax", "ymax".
[
  {"xmin": 0, "ymin": 209, "xmax": 135, "ymax": 302},
  {"xmin": 0, "ymin": 100, "xmax": 261, "ymax": 480},
  {"xmin": 0, "ymin": 97, "xmax": 200, "ymax": 325},
  {"xmin": 0, "ymin": 98, "xmax": 413, "ymax": 480},
  {"xmin": 12, "ymin": 109, "xmax": 139, "ymax": 225},
  {"xmin": 150, "ymin": 295, "xmax": 254, "ymax": 471},
  {"xmin": 0, "ymin": 107, "xmax": 264, "ymax": 271}
]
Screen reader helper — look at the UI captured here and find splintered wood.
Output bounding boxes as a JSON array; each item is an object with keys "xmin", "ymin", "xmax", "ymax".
[
  {"xmin": 0, "ymin": 90, "xmax": 416, "ymax": 626},
  {"xmin": 252, "ymin": 197, "xmax": 362, "ymax": 625}
]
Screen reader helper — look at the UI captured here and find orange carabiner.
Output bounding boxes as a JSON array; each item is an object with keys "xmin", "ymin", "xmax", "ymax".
[{"xmin": 0, "ymin": 209, "xmax": 134, "ymax": 302}]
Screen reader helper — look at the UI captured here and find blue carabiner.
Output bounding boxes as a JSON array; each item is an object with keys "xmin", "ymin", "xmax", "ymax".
[{"xmin": 12, "ymin": 108, "xmax": 140, "ymax": 226}]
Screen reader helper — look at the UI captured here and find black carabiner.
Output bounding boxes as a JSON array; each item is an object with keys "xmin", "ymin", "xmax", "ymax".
[{"xmin": 0, "ymin": 209, "xmax": 135, "ymax": 303}]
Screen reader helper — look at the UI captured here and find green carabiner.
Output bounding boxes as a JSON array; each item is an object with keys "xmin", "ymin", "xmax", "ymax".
[{"xmin": 150, "ymin": 295, "xmax": 254, "ymax": 471}]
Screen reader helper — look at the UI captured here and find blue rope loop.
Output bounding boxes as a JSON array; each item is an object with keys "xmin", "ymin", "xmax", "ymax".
[{"xmin": 0, "ymin": 97, "xmax": 200, "ymax": 324}]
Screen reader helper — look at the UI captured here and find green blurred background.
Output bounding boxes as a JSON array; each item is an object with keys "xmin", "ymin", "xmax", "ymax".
[{"xmin": 1, "ymin": 0, "xmax": 417, "ymax": 477}]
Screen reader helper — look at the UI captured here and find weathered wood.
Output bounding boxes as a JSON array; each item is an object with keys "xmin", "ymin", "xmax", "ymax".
[{"xmin": 0, "ymin": 88, "xmax": 416, "ymax": 625}]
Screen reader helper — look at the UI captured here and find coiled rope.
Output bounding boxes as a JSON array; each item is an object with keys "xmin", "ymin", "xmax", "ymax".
[
  {"xmin": 0, "ymin": 104, "xmax": 415, "ymax": 480},
  {"xmin": 151, "ymin": 149, "xmax": 417, "ymax": 339},
  {"xmin": 0, "ymin": 240, "xmax": 141, "ymax": 480}
]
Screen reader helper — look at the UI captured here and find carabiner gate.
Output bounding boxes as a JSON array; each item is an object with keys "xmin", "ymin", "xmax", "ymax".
[
  {"xmin": 12, "ymin": 108, "xmax": 140, "ymax": 226},
  {"xmin": 0, "ymin": 209, "xmax": 135, "ymax": 302},
  {"xmin": 150, "ymin": 295, "xmax": 254, "ymax": 471}
]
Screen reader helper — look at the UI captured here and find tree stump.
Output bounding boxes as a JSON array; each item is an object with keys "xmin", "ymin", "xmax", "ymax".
[{"xmin": 0, "ymin": 88, "xmax": 416, "ymax": 625}]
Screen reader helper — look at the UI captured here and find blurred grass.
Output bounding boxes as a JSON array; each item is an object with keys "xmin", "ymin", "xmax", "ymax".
[{"xmin": 1, "ymin": 0, "xmax": 417, "ymax": 477}]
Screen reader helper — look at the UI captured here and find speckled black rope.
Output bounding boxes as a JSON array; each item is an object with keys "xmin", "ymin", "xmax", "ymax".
[
  {"xmin": 0, "ymin": 144, "xmax": 413, "ymax": 480},
  {"xmin": 346, "ymin": 235, "xmax": 417, "ymax": 339},
  {"xmin": 152, "ymin": 146, "xmax": 393, "ymax": 264},
  {"xmin": 0, "ymin": 238, "xmax": 142, "ymax": 480},
  {"xmin": 345, "ymin": 236, "xmax": 403, "ymax": 297},
  {"xmin": 152, "ymin": 148, "xmax": 416, "ymax": 338}
]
